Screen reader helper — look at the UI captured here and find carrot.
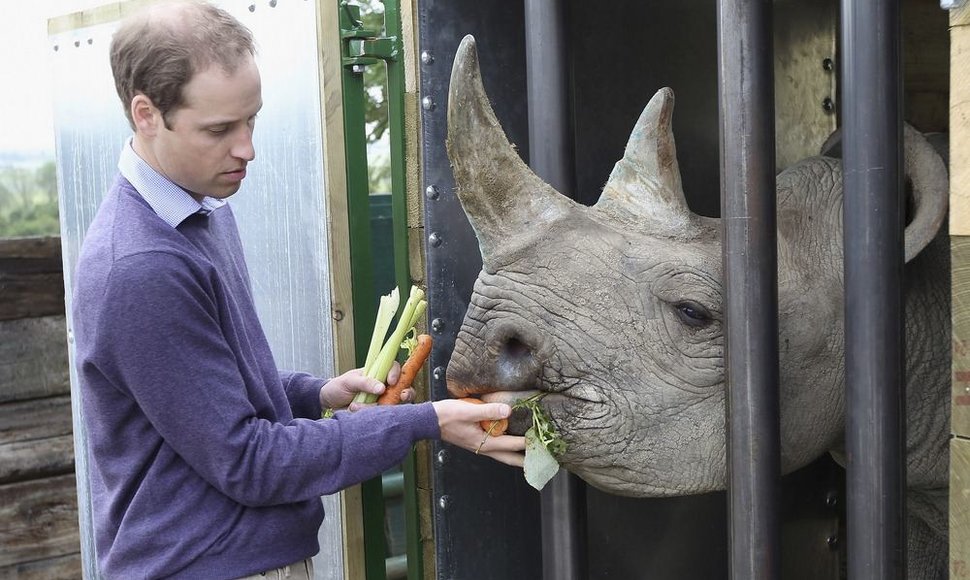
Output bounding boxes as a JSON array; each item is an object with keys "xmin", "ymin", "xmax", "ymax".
[
  {"xmin": 458, "ymin": 396, "xmax": 509, "ymax": 436},
  {"xmin": 377, "ymin": 334, "xmax": 433, "ymax": 405}
]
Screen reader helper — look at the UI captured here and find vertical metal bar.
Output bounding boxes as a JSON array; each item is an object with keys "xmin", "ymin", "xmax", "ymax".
[
  {"xmin": 523, "ymin": 2, "xmax": 587, "ymax": 580},
  {"xmin": 840, "ymin": 0, "xmax": 906, "ymax": 578},
  {"xmin": 716, "ymin": 0, "xmax": 781, "ymax": 579}
]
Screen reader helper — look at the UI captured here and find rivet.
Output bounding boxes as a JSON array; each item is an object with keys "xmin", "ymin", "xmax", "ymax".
[
  {"xmin": 436, "ymin": 449, "xmax": 449, "ymax": 464},
  {"xmin": 87, "ymin": 38, "xmax": 93, "ymax": 45},
  {"xmin": 826, "ymin": 534, "xmax": 839, "ymax": 550},
  {"xmin": 269, "ymin": 0, "xmax": 277, "ymax": 6},
  {"xmin": 825, "ymin": 491, "xmax": 838, "ymax": 508},
  {"xmin": 822, "ymin": 97, "xmax": 835, "ymax": 113},
  {"xmin": 248, "ymin": 4, "xmax": 256, "ymax": 12},
  {"xmin": 421, "ymin": 50, "xmax": 434, "ymax": 65},
  {"xmin": 822, "ymin": 57, "xmax": 834, "ymax": 71},
  {"xmin": 53, "ymin": 45, "xmax": 59, "ymax": 51},
  {"xmin": 431, "ymin": 318, "xmax": 445, "ymax": 333},
  {"xmin": 74, "ymin": 40, "xmax": 80, "ymax": 47},
  {"xmin": 333, "ymin": 309, "xmax": 344, "ymax": 321},
  {"xmin": 352, "ymin": 64, "xmax": 366, "ymax": 74},
  {"xmin": 421, "ymin": 96, "xmax": 436, "ymax": 111},
  {"xmin": 433, "ymin": 366, "xmax": 445, "ymax": 380},
  {"xmin": 425, "ymin": 185, "xmax": 440, "ymax": 200},
  {"xmin": 438, "ymin": 495, "xmax": 450, "ymax": 510},
  {"xmin": 429, "ymin": 232, "xmax": 442, "ymax": 247}
]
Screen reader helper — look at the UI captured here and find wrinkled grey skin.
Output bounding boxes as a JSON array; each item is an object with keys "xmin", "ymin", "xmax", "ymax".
[{"xmin": 444, "ymin": 36, "xmax": 950, "ymax": 579}]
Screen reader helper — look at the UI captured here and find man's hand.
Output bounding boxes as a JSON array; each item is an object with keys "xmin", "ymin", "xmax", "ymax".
[
  {"xmin": 432, "ymin": 399, "xmax": 526, "ymax": 467},
  {"xmin": 320, "ymin": 362, "xmax": 414, "ymax": 411}
]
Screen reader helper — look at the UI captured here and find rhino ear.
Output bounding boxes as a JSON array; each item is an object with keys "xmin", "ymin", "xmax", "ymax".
[
  {"xmin": 595, "ymin": 88, "xmax": 695, "ymax": 234},
  {"xmin": 819, "ymin": 124, "xmax": 947, "ymax": 263},
  {"xmin": 447, "ymin": 35, "xmax": 574, "ymax": 262}
]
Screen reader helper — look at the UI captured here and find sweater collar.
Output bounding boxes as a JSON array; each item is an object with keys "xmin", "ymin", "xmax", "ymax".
[{"xmin": 118, "ymin": 138, "xmax": 226, "ymax": 228}]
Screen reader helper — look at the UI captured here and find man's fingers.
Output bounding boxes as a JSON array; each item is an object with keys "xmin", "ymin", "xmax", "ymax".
[
  {"xmin": 386, "ymin": 361, "xmax": 401, "ymax": 386},
  {"xmin": 481, "ymin": 450, "xmax": 525, "ymax": 468}
]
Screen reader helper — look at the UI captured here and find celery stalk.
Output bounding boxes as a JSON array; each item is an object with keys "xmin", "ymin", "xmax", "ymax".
[
  {"xmin": 363, "ymin": 287, "xmax": 399, "ymax": 373},
  {"xmin": 354, "ymin": 285, "xmax": 428, "ymax": 404}
]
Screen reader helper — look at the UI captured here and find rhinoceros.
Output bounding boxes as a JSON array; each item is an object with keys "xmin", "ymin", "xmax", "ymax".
[{"xmin": 443, "ymin": 36, "xmax": 951, "ymax": 579}]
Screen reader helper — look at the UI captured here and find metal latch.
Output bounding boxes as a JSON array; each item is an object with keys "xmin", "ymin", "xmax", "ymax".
[{"xmin": 339, "ymin": 1, "xmax": 398, "ymax": 70}]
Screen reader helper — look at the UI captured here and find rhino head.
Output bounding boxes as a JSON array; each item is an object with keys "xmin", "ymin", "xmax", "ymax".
[{"xmin": 444, "ymin": 35, "xmax": 948, "ymax": 499}]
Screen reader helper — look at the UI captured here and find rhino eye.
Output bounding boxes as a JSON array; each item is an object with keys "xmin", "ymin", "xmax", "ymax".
[{"xmin": 674, "ymin": 301, "xmax": 713, "ymax": 328}]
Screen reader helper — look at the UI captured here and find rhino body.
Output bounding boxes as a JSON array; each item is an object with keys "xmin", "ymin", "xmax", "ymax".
[{"xmin": 444, "ymin": 36, "xmax": 951, "ymax": 579}]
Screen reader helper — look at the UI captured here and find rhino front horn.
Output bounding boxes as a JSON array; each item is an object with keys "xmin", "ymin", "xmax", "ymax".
[{"xmin": 447, "ymin": 35, "xmax": 575, "ymax": 265}]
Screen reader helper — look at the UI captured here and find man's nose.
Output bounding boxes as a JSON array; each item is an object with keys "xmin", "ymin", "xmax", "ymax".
[{"xmin": 232, "ymin": 127, "xmax": 255, "ymax": 162}]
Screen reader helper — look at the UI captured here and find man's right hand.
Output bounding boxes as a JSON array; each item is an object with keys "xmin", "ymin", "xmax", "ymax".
[{"xmin": 431, "ymin": 399, "xmax": 526, "ymax": 467}]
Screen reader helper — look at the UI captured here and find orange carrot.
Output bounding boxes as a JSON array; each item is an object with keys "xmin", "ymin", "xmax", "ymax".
[
  {"xmin": 377, "ymin": 334, "xmax": 433, "ymax": 405},
  {"xmin": 458, "ymin": 396, "xmax": 509, "ymax": 436}
]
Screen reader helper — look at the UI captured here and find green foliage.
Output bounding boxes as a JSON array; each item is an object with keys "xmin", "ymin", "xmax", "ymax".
[{"xmin": 0, "ymin": 160, "xmax": 60, "ymax": 238}]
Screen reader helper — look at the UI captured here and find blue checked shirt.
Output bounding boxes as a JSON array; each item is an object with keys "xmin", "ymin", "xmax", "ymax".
[{"xmin": 118, "ymin": 138, "xmax": 226, "ymax": 227}]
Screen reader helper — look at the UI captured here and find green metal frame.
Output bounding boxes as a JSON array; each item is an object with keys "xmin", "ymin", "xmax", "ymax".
[{"xmin": 338, "ymin": 1, "xmax": 423, "ymax": 578}]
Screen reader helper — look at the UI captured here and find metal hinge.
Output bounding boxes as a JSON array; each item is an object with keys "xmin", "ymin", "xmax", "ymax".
[{"xmin": 339, "ymin": 1, "xmax": 398, "ymax": 70}]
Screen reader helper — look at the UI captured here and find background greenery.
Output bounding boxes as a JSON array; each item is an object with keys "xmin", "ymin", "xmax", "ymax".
[{"xmin": 0, "ymin": 161, "xmax": 59, "ymax": 238}]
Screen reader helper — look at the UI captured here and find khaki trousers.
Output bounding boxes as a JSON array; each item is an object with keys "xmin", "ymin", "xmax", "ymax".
[{"xmin": 233, "ymin": 558, "xmax": 314, "ymax": 580}]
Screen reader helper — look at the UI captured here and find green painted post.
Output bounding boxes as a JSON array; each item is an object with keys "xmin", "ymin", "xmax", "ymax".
[{"xmin": 338, "ymin": 3, "xmax": 388, "ymax": 580}]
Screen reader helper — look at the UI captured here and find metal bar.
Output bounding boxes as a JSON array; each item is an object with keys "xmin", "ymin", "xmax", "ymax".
[
  {"xmin": 523, "ymin": 3, "xmax": 587, "ymax": 580},
  {"xmin": 716, "ymin": 1, "xmax": 781, "ymax": 579},
  {"xmin": 840, "ymin": 0, "xmax": 906, "ymax": 577}
]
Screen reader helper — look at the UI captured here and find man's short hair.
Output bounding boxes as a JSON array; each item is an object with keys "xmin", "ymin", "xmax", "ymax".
[{"xmin": 110, "ymin": 0, "xmax": 255, "ymax": 129}]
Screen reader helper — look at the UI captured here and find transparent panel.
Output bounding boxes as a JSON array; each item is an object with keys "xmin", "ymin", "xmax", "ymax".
[{"xmin": 50, "ymin": 2, "xmax": 342, "ymax": 578}]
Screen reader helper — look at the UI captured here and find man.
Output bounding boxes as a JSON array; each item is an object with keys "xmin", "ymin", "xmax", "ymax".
[{"xmin": 71, "ymin": 2, "xmax": 525, "ymax": 578}]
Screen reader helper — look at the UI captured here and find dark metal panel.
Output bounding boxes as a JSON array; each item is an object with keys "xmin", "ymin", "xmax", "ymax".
[
  {"xmin": 419, "ymin": 2, "xmax": 542, "ymax": 579},
  {"xmin": 523, "ymin": 3, "xmax": 588, "ymax": 580},
  {"xmin": 717, "ymin": 0, "xmax": 783, "ymax": 579},
  {"xmin": 840, "ymin": 0, "xmax": 907, "ymax": 578}
]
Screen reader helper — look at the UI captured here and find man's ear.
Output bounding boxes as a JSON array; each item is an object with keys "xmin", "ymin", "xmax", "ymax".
[{"xmin": 131, "ymin": 94, "xmax": 160, "ymax": 136}]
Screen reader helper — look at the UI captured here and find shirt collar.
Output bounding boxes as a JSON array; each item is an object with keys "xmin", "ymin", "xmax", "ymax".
[{"xmin": 118, "ymin": 138, "xmax": 227, "ymax": 227}]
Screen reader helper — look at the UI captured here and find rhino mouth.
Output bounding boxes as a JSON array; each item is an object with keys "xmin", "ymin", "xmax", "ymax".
[{"xmin": 445, "ymin": 374, "xmax": 578, "ymax": 437}]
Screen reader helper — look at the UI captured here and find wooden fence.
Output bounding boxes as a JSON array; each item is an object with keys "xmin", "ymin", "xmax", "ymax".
[{"xmin": 0, "ymin": 236, "xmax": 81, "ymax": 578}]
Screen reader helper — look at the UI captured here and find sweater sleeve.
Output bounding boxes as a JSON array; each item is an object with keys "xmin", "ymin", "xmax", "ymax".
[
  {"xmin": 280, "ymin": 371, "xmax": 326, "ymax": 419},
  {"xmin": 92, "ymin": 252, "xmax": 441, "ymax": 506}
]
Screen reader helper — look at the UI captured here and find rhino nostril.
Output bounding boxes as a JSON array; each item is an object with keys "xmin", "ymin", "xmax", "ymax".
[
  {"xmin": 496, "ymin": 335, "xmax": 539, "ymax": 389},
  {"xmin": 503, "ymin": 336, "xmax": 532, "ymax": 359}
]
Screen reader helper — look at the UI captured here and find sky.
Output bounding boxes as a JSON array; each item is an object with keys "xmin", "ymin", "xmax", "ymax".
[{"xmin": 0, "ymin": 1, "xmax": 110, "ymax": 156}]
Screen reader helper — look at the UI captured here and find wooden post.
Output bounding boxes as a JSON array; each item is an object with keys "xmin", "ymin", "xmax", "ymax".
[{"xmin": 951, "ymin": 5, "xmax": 970, "ymax": 577}]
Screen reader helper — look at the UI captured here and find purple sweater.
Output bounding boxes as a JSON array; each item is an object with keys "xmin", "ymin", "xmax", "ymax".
[{"xmin": 73, "ymin": 177, "xmax": 440, "ymax": 579}]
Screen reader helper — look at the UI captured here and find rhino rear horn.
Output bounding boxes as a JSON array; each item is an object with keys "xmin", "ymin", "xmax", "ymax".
[
  {"xmin": 595, "ymin": 88, "xmax": 695, "ymax": 235},
  {"xmin": 447, "ymin": 35, "xmax": 574, "ymax": 263}
]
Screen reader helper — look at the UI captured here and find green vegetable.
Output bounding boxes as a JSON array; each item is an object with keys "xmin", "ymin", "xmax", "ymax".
[
  {"xmin": 475, "ymin": 392, "xmax": 565, "ymax": 490},
  {"xmin": 352, "ymin": 285, "xmax": 428, "ymax": 405}
]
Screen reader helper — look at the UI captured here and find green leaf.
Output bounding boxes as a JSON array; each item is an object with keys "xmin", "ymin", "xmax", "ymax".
[{"xmin": 524, "ymin": 427, "xmax": 560, "ymax": 491}]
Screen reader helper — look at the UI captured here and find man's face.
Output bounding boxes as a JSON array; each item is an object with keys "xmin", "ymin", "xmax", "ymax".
[{"xmin": 144, "ymin": 55, "xmax": 262, "ymax": 201}]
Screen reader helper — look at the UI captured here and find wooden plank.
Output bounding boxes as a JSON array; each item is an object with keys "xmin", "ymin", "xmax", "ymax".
[
  {"xmin": 0, "ymin": 435, "xmax": 75, "ymax": 486},
  {"xmin": 0, "ymin": 553, "xmax": 83, "ymax": 580},
  {"xmin": 0, "ymin": 475, "xmax": 80, "ymax": 567},
  {"xmin": 0, "ymin": 237, "xmax": 65, "ymax": 321},
  {"xmin": 0, "ymin": 396, "xmax": 73, "ymax": 446},
  {"xmin": 954, "ymin": 238, "xmax": 970, "ymax": 438},
  {"xmin": 952, "ymin": 438, "xmax": 970, "ymax": 578},
  {"xmin": 0, "ymin": 317, "xmax": 70, "ymax": 404},
  {"xmin": 952, "ymin": 5, "xmax": 970, "ymax": 235},
  {"xmin": 0, "ymin": 395, "xmax": 75, "ymax": 484}
]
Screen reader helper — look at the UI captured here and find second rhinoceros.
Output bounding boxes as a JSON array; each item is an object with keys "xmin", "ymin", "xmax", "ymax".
[{"xmin": 444, "ymin": 36, "xmax": 950, "ymax": 579}]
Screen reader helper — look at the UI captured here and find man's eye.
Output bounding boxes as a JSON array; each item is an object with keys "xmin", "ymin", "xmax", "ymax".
[
  {"xmin": 208, "ymin": 126, "xmax": 228, "ymax": 135},
  {"xmin": 674, "ymin": 301, "xmax": 713, "ymax": 328}
]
